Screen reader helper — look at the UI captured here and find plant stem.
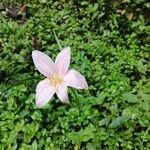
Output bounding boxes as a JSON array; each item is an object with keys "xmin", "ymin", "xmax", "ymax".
[
  {"xmin": 52, "ymin": 30, "xmax": 80, "ymax": 107},
  {"xmin": 141, "ymin": 126, "xmax": 150, "ymax": 147},
  {"xmin": 52, "ymin": 30, "xmax": 62, "ymax": 51}
]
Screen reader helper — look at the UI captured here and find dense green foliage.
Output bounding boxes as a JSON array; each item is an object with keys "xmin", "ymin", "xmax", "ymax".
[{"xmin": 0, "ymin": 0, "xmax": 150, "ymax": 149}]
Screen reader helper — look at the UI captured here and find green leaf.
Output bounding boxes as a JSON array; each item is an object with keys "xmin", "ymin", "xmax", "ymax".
[
  {"xmin": 99, "ymin": 118, "xmax": 109, "ymax": 126},
  {"xmin": 32, "ymin": 140, "xmax": 38, "ymax": 150},
  {"xmin": 68, "ymin": 127, "xmax": 95, "ymax": 145},
  {"xmin": 123, "ymin": 92, "xmax": 138, "ymax": 103},
  {"xmin": 140, "ymin": 101, "xmax": 149, "ymax": 112},
  {"xmin": 109, "ymin": 116, "xmax": 130, "ymax": 128}
]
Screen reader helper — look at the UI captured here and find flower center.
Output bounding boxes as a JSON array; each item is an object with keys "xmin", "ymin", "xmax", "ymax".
[{"xmin": 50, "ymin": 74, "xmax": 63, "ymax": 87}]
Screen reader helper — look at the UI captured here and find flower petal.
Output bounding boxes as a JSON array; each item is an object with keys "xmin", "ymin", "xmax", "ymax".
[
  {"xmin": 36, "ymin": 79, "xmax": 56, "ymax": 107},
  {"xmin": 55, "ymin": 47, "xmax": 71, "ymax": 75},
  {"xmin": 56, "ymin": 84, "xmax": 69, "ymax": 103},
  {"xmin": 32, "ymin": 50, "xmax": 55, "ymax": 77},
  {"xmin": 64, "ymin": 69, "xmax": 88, "ymax": 89}
]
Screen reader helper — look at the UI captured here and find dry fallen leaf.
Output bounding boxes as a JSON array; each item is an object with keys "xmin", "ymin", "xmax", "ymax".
[
  {"xmin": 117, "ymin": 9, "xmax": 126, "ymax": 15},
  {"xmin": 74, "ymin": 145, "xmax": 78, "ymax": 150},
  {"xmin": 127, "ymin": 12, "xmax": 133, "ymax": 21}
]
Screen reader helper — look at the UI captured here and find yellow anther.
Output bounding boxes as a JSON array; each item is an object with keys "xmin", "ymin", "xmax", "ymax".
[{"xmin": 50, "ymin": 74, "xmax": 63, "ymax": 87}]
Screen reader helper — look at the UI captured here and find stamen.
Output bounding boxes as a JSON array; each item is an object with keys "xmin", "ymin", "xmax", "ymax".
[{"xmin": 50, "ymin": 74, "xmax": 63, "ymax": 87}]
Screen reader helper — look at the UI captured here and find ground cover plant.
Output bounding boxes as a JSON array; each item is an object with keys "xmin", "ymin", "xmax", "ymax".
[{"xmin": 0, "ymin": 0, "xmax": 150, "ymax": 149}]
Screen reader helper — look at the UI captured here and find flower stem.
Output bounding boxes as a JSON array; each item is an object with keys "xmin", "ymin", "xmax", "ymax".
[
  {"xmin": 72, "ymin": 90, "xmax": 78, "ymax": 101},
  {"xmin": 72, "ymin": 90, "xmax": 81, "ymax": 111},
  {"xmin": 52, "ymin": 30, "xmax": 62, "ymax": 51},
  {"xmin": 52, "ymin": 30, "xmax": 80, "ymax": 107}
]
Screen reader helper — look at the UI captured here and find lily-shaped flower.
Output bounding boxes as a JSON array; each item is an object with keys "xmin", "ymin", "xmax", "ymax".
[{"xmin": 32, "ymin": 47, "xmax": 88, "ymax": 107}]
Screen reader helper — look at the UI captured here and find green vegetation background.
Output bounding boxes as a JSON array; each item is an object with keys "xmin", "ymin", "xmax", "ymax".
[{"xmin": 0, "ymin": 0, "xmax": 150, "ymax": 149}]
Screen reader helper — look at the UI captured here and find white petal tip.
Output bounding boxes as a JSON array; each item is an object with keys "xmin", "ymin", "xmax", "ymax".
[
  {"xmin": 36, "ymin": 101, "xmax": 47, "ymax": 108},
  {"xmin": 62, "ymin": 99, "xmax": 70, "ymax": 104},
  {"xmin": 84, "ymin": 83, "xmax": 88, "ymax": 90},
  {"xmin": 36, "ymin": 103, "xmax": 43, "ymax": 108},
  {"xmin": 64, "ymin": 47, "xmax": 71, "ymax": 52},
  {"xmin": 84, "ymin": 86, "xmax": 88, "ymax": 90},
  {"xmin": 32, "ymin": 50, "xmax": 37, "ymax": 54},
  {"xmin": 32, "ymin": 51, "xmax": 38, "ymax": 58}
]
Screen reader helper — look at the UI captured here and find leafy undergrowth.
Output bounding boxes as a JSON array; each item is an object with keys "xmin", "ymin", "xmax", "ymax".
[{"xmin": 0, "ymin": 0, "xmax": 150, "ymax": 149}]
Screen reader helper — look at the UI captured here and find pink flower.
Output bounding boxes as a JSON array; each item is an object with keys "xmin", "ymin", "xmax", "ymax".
[{"xmin": 32, "ymin": 47, "xmax": 88, "ymax": 107}]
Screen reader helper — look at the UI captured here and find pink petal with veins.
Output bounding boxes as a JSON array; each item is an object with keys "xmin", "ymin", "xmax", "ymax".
[
  {"xmin": 55, "ymin": 47, "xmax": 71, "ymax": 75},
  {"xmin": 64, "ymin": 69, "xmax": 88, "ymax": 89},
  {"xmin": 56, "ymin": 83, "xmax": 69, "ymax": 103},
  {"xmin": 36, "ymin": 79, "xmax": 56, "ymax": 107},
  {"xmin": 32, "ymin": 50, "xmax": 55, "ymax": 77}
]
